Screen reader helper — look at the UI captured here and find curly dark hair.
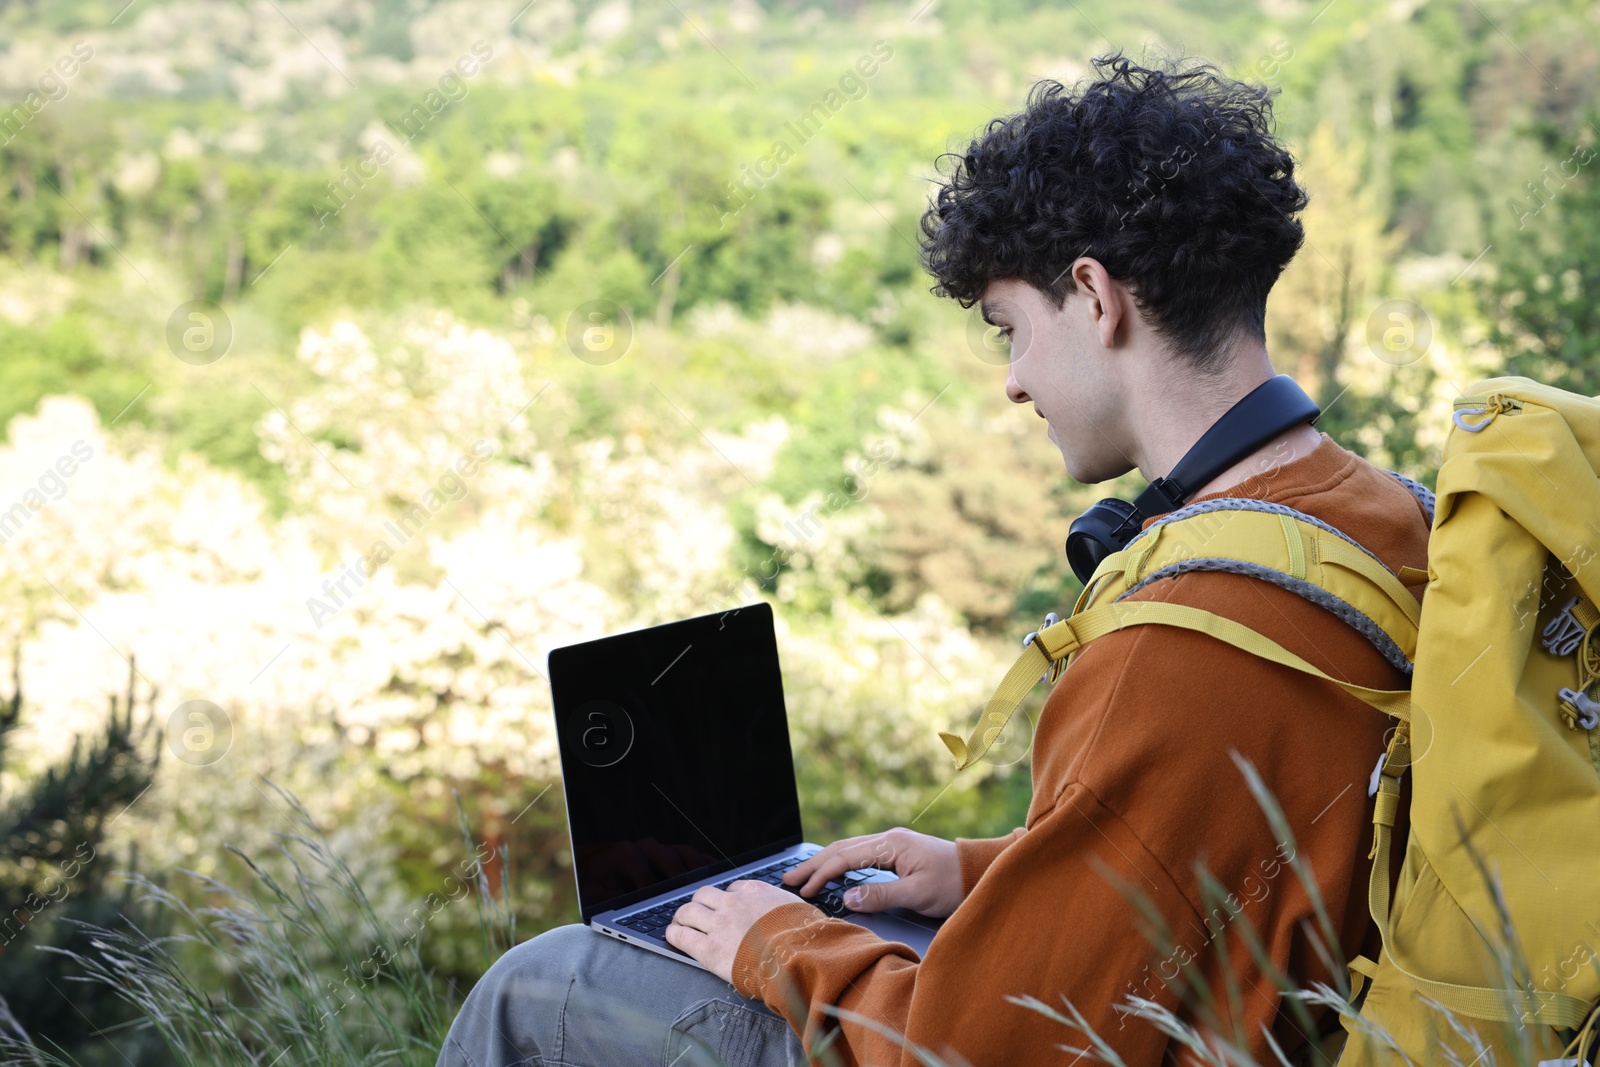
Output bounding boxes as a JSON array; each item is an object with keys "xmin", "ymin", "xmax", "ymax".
[{"xmin": 918, "ymin": 51, "xmax": 1309, "ymax": 372}]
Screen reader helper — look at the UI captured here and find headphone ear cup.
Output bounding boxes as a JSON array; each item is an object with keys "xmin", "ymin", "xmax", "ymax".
[{"xmin": 1065, "ymin": 498, "xmax": 1142, "ymax": 585}]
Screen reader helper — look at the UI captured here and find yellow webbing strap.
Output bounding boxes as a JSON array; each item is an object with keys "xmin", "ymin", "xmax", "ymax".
[
  {"xmin": 939, "ymin": 637, "xmax": 1059, "ymax": 770},
  {"xmin": 1071, "ymin": 568, "xmax": 1112, "ymax": 617},
  {"xmin": 1348, "ymin": 954, "xmax": 1379, "ymax": 1001},
  {"xmin": 1314, "ymin": 535, "xmax": 1422, "ymax": 630},
  {"xmin": 939, "ymin": 600, "xmax": 1411, "ymax": 770},
  {"xmin": 1125, "ymin": 523, "xmax": 1164, "ymax": 586},
  {"xmin": 1280, "ymin": 513, "xmax": 1308, "ymax": 580},
  {"xmin": 1089, "ymin": 602, "xmax": 1413, "ymax": 720},
  {"xmin": 1574, "ymin": 595, "xmax": 1600, "ymax": 633},
  {"xmin": 1350, "ymin": 956, "xmax": 1380, "ymax": 980}
]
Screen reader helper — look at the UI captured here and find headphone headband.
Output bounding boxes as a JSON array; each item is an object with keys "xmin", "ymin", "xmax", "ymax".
[{"xmin": 1064, "ymin": 375, "xmax": 1321, "ymax": 583}]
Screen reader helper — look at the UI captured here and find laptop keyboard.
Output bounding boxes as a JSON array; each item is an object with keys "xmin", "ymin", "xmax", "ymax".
[{"xmin": 615, "ymin": 855, "xmax": 875, "ymax": 942}]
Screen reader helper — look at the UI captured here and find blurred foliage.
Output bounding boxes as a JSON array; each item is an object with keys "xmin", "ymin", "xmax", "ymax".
[
  {"xmin": 0, "ymin": 0, "xmax": 1590, "ymax": 505},
  {"xmin": 847, "ymin": 408, "xmax": 1083, "ymax": 632},
  {"xmin": 0, "ymin": 658, "xmax": 166, "ymax": 1065},
  {"xmin": 1483, "ymin": 108, "xmax": 1600, "ymax": 396},
  {"xmin": 0, "ymin": 0, "xmax": 1596, "ymax": 1058},
  {"xmin": 1, "ymin": 782, "xmax": 507, "ymax": 1067}
]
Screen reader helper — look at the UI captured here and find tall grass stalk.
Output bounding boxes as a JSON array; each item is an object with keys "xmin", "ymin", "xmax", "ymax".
[
  {"xmin": 0, "ymin": 779, "xmax": 515, "ymax": 1067},
  {"xmin": 0, "ymin": 765, "xmax": 1589, "ymax": 1067}
]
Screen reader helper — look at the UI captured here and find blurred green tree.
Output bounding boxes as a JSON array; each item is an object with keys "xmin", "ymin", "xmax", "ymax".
[
  {"xmin": 0, "ymin": 656, "xmax": 166, "ymax": 1065},
  {"xmin": 1483, "ymin": 114, "xmax": 1600, "ymax": 396}
]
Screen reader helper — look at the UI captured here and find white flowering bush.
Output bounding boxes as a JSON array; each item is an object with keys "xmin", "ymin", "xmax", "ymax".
[
  {"xmin": 0, "ymin": 308, "xmax": 1020, "ymax": 911},
  {"xmin": 776, "ymin": 592, "xmax": 1013, "ymax": 834}
]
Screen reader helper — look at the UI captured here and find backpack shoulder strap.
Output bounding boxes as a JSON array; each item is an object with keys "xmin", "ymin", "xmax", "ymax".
[
  {"xmin": 939, "ymin": 598, "xmax": 1412, "ymax": 768},
  {"xmin": 940, "ymin": 502, "xmax": 1421, "ymax": 770},
  {"xmin": 1078, "ymin": 500, "xmax": 1422, "ymax": 668}
]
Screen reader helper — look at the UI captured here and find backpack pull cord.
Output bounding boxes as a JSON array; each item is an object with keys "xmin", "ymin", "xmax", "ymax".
[
  {"xmin": 1452, "ymin": 393, "xmax": 1523, "ymax": 433},
  {"xmin": 1563, "ymin": 999, "xmax": 1600, "ymax": 1067},
  {"xmin": 1558, "ymin": 688, "xmax": 1600, "ymax": 731}
]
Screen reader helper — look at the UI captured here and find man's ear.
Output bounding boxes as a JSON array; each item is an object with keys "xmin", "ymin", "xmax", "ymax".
[{"xmin": 1069, "ymin": 257, "xmax": 1127, "ymax": 349}]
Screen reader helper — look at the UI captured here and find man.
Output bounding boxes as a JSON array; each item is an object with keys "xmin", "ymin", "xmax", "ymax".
[{"xmin": 437, "ymin": 51, "xmax": 1429, "ymax": 1066}]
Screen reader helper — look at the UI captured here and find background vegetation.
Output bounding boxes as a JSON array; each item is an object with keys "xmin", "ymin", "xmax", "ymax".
[{"xmin": 0, "ymin": 0, "xmax": 1595, "ymax": 1060}]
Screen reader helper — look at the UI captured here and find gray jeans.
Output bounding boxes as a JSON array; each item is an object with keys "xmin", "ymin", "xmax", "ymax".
[{"xmin": 435, "ymin": 923, "xmax": 813, "ymax": 1067}]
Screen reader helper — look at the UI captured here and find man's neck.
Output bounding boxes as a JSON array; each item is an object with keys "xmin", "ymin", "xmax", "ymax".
[
  {"xmin": 1181, "ymin": 421, "xmax": 1324, "ymax": 501},
  {"xmin": 1128, "ymin": 348, "xmax": 1320, "ymax": 503}
]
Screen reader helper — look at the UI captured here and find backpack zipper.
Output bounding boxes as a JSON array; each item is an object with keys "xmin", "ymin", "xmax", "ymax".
[{"xmin": 1452, "ymin": 393, "xmax": 1523, "ymax": 432}]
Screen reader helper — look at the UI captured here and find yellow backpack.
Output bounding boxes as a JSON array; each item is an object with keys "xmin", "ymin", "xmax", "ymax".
[{"xmin": 940, "ymin": 376, "xmax": 1600, "ymax": 1063}]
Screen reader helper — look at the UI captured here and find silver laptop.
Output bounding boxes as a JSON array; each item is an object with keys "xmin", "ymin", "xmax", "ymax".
[{"xmin": 547, "ymin": 601, "xmax": 945, "ymax": 968}]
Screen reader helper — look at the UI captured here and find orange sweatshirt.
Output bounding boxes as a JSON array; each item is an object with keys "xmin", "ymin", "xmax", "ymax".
[{"xmin": 731, "ymin": 431, "xmax": 1431, "ymax": 1066}]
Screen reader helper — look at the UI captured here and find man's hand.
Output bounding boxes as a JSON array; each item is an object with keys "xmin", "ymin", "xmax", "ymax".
[
  {"xmin": 783, "ymin": 827, "xmax": 963, "ymax": 919},
  {"xmin": 665, "ymin": 880, "xmax": 804, "ymax": 983}
]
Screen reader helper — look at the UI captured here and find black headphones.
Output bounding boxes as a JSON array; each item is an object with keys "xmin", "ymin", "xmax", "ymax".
[{"xmin": 1064, "ymin": 374, "xmax": 1322, "ymax": 584}]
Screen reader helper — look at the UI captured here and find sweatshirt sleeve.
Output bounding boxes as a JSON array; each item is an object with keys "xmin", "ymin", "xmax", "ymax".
[
  {"xmin": 954, "ymin": 827, "xmax": 1026, "ymax": 899},
  {"xmin": 730, "ymin": 785, "xmax": 1195, "ymax": 1066}
]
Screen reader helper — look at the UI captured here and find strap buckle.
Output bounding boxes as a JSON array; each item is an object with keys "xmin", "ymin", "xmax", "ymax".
[
  {"xmin": 1366, "ymin": 752, "xmax": 1388, "ymax": 799},
  {"xmin": 1023, "ymin": 612, "xmax": 1061, "ymax": 684}
]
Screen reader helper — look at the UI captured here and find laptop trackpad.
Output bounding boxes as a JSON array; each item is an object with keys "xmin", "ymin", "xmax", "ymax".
[{"xmin": 843, "ymin": 906, "xmax": 945, "ymax": 956}]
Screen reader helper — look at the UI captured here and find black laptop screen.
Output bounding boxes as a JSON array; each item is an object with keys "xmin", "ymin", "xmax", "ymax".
[{"xmin": 548, "ymin": 602, "xmax": 805, "ymax": 920}]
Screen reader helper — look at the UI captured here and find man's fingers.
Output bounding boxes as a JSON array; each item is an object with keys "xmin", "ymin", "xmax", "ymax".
[
  {"xmin": 689, "ymin": 884, "xmax": 725, "ymax": 908},
  {"xmin": 664, "ymin": 919, "xmax": 705, "ymax": 955},
  {"xmin": 793, "ymin": 837, "xmax": 895, "ymax": 896},
  {"xmin": 841, "ymin": 879, "xmax": 897, "ymax": 914},
  {"xmin": 672, "ymin": 900, "xmax": 714, "ymax": 933},
  {"xmin": 780, "ymin": 837, "xmax": 856, "ymax": 889}
]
